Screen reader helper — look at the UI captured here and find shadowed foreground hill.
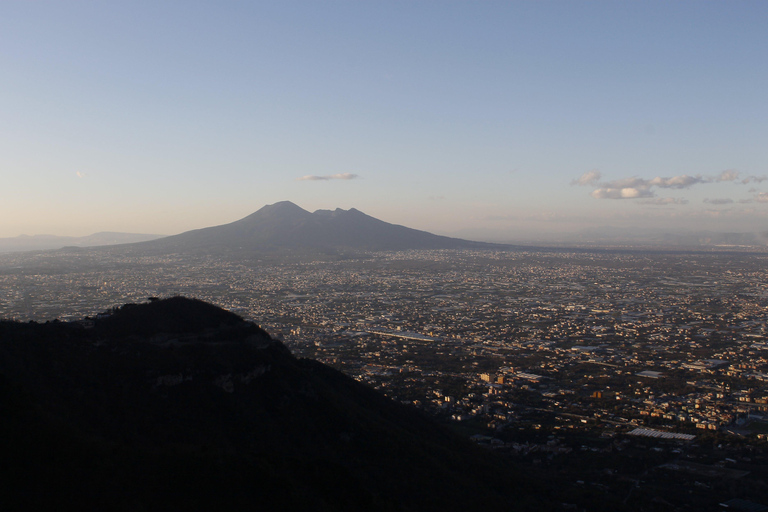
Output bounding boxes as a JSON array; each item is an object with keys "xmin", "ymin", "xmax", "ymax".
[{"xmin": 0, "ymin": 297, "xmax": 548, "ymax": 512}]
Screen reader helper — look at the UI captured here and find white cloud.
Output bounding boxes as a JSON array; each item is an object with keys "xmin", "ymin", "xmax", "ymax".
[
  {"xmin": 76, "ymin": 171, "xmax": 87, "ymax": 178},
  {"xmin": 603, "ymin": 177, "xmax": 651, "ymax": 190},
  {"xmin": 296, "ymin": 173, "xmax": 359, "ymax": 181},
  {"xmin": 648, "ymin": 175, "xmax": 706, "ymax": 189},
  {"xmin": 591, "ymin": 187, "xmax": 654, "ymax": 199},
  {"xmin": 572, "ymin": 169, "xmax": 602, "ymax": 186},
  {"xmin": 587, "ymin": 169, "xmax": 761, "ymax": 201},
  {"xmin": 717, "ymin": 169, "xmax": 740, "ymax": 182},
  {"xmin": 740, "ymin": 192, "xmax": 768, "ymax": 204},
  {"xmin": 703, "ymin": 198, "xmax": 734, "ymax": 205}
]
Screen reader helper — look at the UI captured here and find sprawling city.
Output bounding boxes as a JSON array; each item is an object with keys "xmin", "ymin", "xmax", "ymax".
[
  {"xmin": 4, "ymin": 2, "xmax": 768, "ymax": 510},
  {"xmin": 3, "ymin": 246, "xmax": 768, "ymax": 509}
]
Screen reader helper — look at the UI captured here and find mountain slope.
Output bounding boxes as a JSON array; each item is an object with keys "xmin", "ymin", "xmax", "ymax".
[
  {"xmin": 132, "ymin": 201, "xmax": 499, "ymax": 255},
  {"xmin": 0, "ymin": 297, "xmax": 545, "ymax": 511}
]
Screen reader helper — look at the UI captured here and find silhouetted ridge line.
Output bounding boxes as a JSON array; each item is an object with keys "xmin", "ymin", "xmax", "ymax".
[
  {"xmin": 97, "ymin": 296, "xmax": 270, "ymax": 339},
  {"xmin": 0, "ymin": 297, "xmax": 543, "ymax": 512}
]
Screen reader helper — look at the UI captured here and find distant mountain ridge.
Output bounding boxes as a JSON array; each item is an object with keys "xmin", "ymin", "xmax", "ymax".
[
  {"xmin": 575, "ymin": 225, "xmax": 768, "ymax": 247},
  {"xmin": 132, "ymin": 201, "xmax": 500, "ymax": 256},
  {"xmin": 0, "ymin": 231, "xmax": 163, "ymax": 253}
]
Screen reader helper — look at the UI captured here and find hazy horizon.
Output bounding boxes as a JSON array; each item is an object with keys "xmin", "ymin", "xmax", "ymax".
[
  {"xmin": 2, "ymin": 1, "xmax": 767, "ymax": 242},
  {"xmin": 3, "ymin": 200, "xmax": 768, "ymax": 252}
]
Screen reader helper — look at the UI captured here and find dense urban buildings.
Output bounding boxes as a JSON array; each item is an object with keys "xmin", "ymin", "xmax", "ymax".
[{"xmin": 3, "ymin": 247, "xmax": 768, "ymax": 507}]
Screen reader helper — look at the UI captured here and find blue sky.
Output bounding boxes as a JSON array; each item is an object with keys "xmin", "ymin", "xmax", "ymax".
[{"xmin": 1, "ymin": 1, "xmax": 767, "ymax": 241}]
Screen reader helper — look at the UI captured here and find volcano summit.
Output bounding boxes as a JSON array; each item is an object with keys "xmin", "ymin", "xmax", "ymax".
[{"xmin": 130, "ymin": 201, "xmax": 500, "ymax": 256}]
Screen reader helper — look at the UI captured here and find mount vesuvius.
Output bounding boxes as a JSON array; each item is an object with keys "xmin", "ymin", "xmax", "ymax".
[{"xmin": 128, "ymin": 201, "xmax": 501, "ymax": 256}]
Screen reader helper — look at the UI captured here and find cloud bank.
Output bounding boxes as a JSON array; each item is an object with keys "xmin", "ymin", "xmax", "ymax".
[
  {"xmin": 296, "ymin": 173, "xmax": 359, "ymax": 181},
  {"xmin": 575, "ymin": 169, "xmax": 767, "ymax": 202}
]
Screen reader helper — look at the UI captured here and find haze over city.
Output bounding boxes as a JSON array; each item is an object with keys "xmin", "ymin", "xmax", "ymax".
[{"xmin": 2, "ymin": 1, "xmax": 767, "ymax": 243}]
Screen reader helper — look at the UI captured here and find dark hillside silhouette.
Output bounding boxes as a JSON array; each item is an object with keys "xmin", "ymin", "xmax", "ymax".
[
  {"xmin": 98, "ymin": 296, "xmax": 267, "ymax": 337},
  {"xmin": 0, "ymin": 297, "xmax": 545, "ymax": 512}
]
